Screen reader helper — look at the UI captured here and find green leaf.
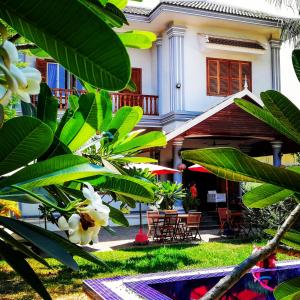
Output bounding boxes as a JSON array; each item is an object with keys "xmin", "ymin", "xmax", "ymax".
[
  {"xmin": 80, "ymin": 1, "xmax": 128, "ymax": 28},
  {"xmin": 181, "ymin": 148, "xmax": 300, "ymax": 193},
  {"xmin": 274, "ymin": 277, "xmax": 300, "ymax": 300},
  {"xmin": 0, "ymin": 240, "xmax": 51, "ymax": 300},
  {"xmin": 37, "ymin": 83, "xmax": 58, "ymax": 132},
  {"xmin": 261, "ymin": 90, "xmax": 300, "ymax": 135},
  {"xmin": 266, "ymin": 229, "xmax": 300, "ymax": 250},
  {"xmin": 0, "ymin": 155, "xmax": 108, "ymax": 189},
  {"xmin": 29, "ymin": 48, "xmax": 51, "ymax": 58},
  {"xmin": 113, "ymin": 157, "xmax": 158, "ymax": 164},
  {"xmin": 243, "ymin": 184, "xmax": 294, "ymax": 208},
  {"xmin": 68, "ymin": 95, "xmax": 79, "ymax": 112},
  {"xmin": 86, "ymin": 173, "xmax": 155, "ymax": 203},
  {"xmin": 21, "ymin": 101, "xmax": 37, "ymax": 117},
  {"xmin": 108, "ymin": 106, "xmax": 143, "ymax": 142},
  {"xmin": 105, "ymin": 203, "xmax": 129, "ymax": 227},
  {"xmin": 119, "ymin": 31, "xmax": 157, "ymax": 49},
  {"xmin": 0, "ymin": 229, "xmax": 50, "ymax": 268},
  {"xmin": 0, "ymin": 216, "xmax": 78, "ymax": 270},
  {"xmin": 0, "ymin": 104, "xmax": 4, "ymax": 128},
  {"xmin": 234, "ymin": 98, "xmax": 300, "ymax": 145},
  {"xmin": 0, "ymin": 0, "xmax": 131, "ymax": 90},
  {"xmin": 0, "ymin": 116, "xmax": 53, "ymax": 176},
  {"xmin": 60, "ymin": 93, "xmax": 99, "ymax": 151},
  {"xmin": 113, "ymin": 131, "xmax": 167, "ymax": 154},
  {"xmin": 38, "ymin": 136, "xmax": 71, "ymax": 160},
  {"xmin": 99, "ymin": 91, "xmax": 113, "ymax": 132},
  {"xmin": 292, "ymin": 49, "xmax": 300, "ymax": 83},
  {"xmin": 0, "ymin": 216, "xmax": 106, "ymax": 268}
]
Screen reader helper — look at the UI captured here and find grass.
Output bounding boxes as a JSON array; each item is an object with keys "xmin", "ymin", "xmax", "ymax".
[{"xmin": 0, "ymin": 240, "xmax": 294, "ymax": 300}]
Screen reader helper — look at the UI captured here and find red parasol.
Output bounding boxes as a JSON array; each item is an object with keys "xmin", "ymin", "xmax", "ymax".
[
  {"xmin": 188, "ymin": 164, "xmax": 211, "ymax": 173},
  {"xmin": 127, "ymin": 163, "xmax": 181, "ymax": 175}
]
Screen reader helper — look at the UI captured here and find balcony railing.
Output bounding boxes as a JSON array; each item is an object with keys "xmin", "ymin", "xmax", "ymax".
[{"xmin": 31, "ymin": 88, "xmax": 159, "ymax": 116}]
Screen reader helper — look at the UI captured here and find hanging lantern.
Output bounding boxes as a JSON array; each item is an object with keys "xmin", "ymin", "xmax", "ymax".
[{"xmin": 177, "ymin": 163, "xmax": 186, "ymax": 171}]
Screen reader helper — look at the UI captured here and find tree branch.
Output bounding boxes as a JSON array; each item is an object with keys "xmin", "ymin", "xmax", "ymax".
[
  {"xmin": 201, "ymin": 204, "xmax": 300, "ymax": 300},
  {"xmin": 277, "ymin": 244, "xmax": 300, "ymax": 258}
]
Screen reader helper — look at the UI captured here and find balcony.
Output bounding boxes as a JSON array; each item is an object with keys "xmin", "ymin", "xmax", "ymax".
[{"xmin": 31, "ymin": 88, "xmax": 159, "ymax": 116}]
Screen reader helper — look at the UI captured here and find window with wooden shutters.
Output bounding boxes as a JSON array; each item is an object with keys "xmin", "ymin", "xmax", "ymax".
[{"xmin": 207, "ymin": 58, "xmax": 251, "ymax": 96}]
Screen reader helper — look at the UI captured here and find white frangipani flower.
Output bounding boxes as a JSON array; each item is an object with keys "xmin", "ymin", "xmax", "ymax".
[
  {"xmin": 57, "ymin": 183, "xmax": 110, "ymax": 245},
  {"xmin": 0, "ymin": 41, "xmax": 42, "ymax": 106}
]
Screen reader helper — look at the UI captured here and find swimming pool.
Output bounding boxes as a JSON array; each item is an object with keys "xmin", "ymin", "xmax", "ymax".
[{"xmin": 83, "ymin": 260, "xmax": 300, "ymax": 300}]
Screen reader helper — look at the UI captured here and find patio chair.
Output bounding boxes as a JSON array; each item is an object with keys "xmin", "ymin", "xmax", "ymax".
[
  {"xmin": 146, "ymin": 211, "xmax": 159, "ymax": 239},
  {"xmin": 217, "ymin": 208, "xmax": 229, "ymax": 234},
  {"xmin": 159, "ymin": 213, "xmax": 178, "ymax": 242},
  {"xmin": 184, "ymin": 212, "xmax": 202, "ymax": 240}
]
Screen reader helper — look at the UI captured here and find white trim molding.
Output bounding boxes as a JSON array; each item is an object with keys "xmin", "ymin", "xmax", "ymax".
[
  {"xmin": 269, "ymin": 39, "xmax": 282, "ymax": 91},
  {"xmin": 167, "ymin": 23, "xmax": 186, "ymax": 112}
]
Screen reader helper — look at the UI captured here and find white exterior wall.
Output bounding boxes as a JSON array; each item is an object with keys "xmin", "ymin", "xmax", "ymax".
[
  {"xmin": 127, "ymin": 24, "xmax": 274, "ymax": 115},
  {"xmin": 182, "ymin": 25, "xmax": 272, "ymax": 112},
  {"xmin": 127, "ymin": 48, "xmax": 156, "ymax": 95}
]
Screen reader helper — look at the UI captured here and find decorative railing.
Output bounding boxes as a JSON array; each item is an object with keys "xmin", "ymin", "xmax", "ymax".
[{"xmin": 31, "ymin": 88, "xmax": 159, "ymax": 116}]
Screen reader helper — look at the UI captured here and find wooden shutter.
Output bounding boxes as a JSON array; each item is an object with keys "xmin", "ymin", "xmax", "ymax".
[
  {"xmin": 35, "ymin": 58, "xmax": 47, "ymax": 82},
  {"xmin": 229, "ymin": 61, "xmax": 241, "ymax": 94},
  {"xmin": 121, "ymin": 68, "xmax": 142, "ymax": 94},
  {"xmin": 219, "ymin": 61, "xmax": 229, "ymax": 96},
  {"xmin": 207, "ymin": 59, "xmax": 218, "ymax": 95}
]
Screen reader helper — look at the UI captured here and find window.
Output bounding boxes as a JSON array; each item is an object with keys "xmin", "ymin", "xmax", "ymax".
[{"xmin": 207, "ymin": 58, "xmax": 252, "ymax": 96}]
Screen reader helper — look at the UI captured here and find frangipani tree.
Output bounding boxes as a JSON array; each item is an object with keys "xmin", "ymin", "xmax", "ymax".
[
  {"xmin": 0, "ymin": 1, "xmax": 166, "ymax": 299},
  {"xmin": 182, "ymin": 50, "xmax": 300, "ymax": 299}
]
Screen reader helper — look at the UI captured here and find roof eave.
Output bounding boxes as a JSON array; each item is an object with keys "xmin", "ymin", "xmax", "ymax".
[{"xmin": 125, "ymin": 3, "xmax": 283, "ymax": 28}]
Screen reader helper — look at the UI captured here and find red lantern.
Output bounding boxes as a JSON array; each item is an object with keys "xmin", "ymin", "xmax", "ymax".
[{"xmin": 177, "ymin": 163, "xmax": 186, "ymax": 171}]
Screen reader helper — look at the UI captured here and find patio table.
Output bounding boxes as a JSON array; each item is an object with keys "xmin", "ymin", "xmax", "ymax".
[{"xmin": 149, "ymin": 214, "xmax": 189, "ymax": 242}]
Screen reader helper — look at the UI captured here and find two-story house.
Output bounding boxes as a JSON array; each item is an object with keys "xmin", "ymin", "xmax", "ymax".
[{"xmin": 21, "ymin": 1, "xmax": 300, "ymax": 218}]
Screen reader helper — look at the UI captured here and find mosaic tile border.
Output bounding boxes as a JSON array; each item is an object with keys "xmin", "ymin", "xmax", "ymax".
[{"xmin": 83, "ymin": 260, "xmax": 300, "ymax": 300}]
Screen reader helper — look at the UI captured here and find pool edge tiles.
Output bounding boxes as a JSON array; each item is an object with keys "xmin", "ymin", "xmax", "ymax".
[{"xmin": 83, "ymin": 260, "xmax": 300, "ymax": 300}]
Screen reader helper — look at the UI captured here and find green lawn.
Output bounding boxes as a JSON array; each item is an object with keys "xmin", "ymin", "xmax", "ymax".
[{"xmin": 0, "ymin": 241, "xmax": 293, "ymax": 300}]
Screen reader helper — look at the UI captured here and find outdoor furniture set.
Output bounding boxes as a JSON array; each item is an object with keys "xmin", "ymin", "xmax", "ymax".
[
  {"xmin": 147, "ymin": 210, "xmax": 202, "ymax": 243},
  {"xmin": 217, "ymin": 207, "xmax": 250, "ymax": 237}
]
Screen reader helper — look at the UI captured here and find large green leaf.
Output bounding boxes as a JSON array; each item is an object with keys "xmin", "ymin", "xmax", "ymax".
[
  {"xmin": 234, "ymin": 99, "xmax": 300, "ymax": 145},
  {"xmin": 0, "ymin": 104, "xmax": 4, "ymax": 128},
  {"xmin": 243, "ymin": 184, "xmax": 294, "ymax": 208},
  {"xmin": 113, "ymin": 131, "xmax": 167, "ymax": 154},
  {"xmin": 0, "ymin": 0, "xmax": 131, "ymax": 90},
  {"xmin": 107, "ymin": 106, "xmax": 143, "ymax": 142},
  {"xmin": 0, "ymin": 240, "xmax": 51, "ymax": 300},
  {"xmin": 0, "ymin": 155, "xmax": 108, "ymax": 189},
  {"xmin": 119, "ymin": 31, "xmax": 157, "ymax": 49},
  {"xmin": 0, "ymin": 116, "xmax": 53, "ymax": 176},
  {"xmin": 0, "ymin": 216, "xmax": 78, "ymax": 271},
  {"xmin": 86, "ymin": 173, "xmax": 155, "ymax": 203},
  {"xmin": 0, "ymin": 229, "xmax": 50, "ymax": 268},
  {"xmin": 0, "ymin": 216, "xmax": 106, "ymax": 268},
  {"xmin": 266, "ymin": 229, "xmax": 300, "ymax": 250},
  {"xmin": 113, "ymin": 157, "xmax": 158, "ymax": 164},
  {"xmin": 181, "ymin": 148, "xmax": 300, "ymax": 193},
  {"xmin": 80, "ymin": 0, "xmax": 128, "ymax": 28},
  {"xmin": 292, "ymin": 49, "xmax": 300, "ymax": 83},
  {"xmin": 37, "ymin": 83, "xmax": 58, "ymax": 132},
  {"xmin": 105, "ymin": 203, "xmax": 129, "ymax": 227},
  {"xmin": 274, "ymin": 277, "xmax": 300, "ymax": 300},
  {"xmin": 260, "ymin": 90, "xmax": 300, "ymax": 135},
  {"xmin": 60, "ymin": 93, "xmax": 99, "ymax": 151}
]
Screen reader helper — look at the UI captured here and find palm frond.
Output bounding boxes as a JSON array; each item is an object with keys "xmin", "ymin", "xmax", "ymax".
[{"xmin": 267, "ymin": 0, "xmax": 300, "ymax": 11}]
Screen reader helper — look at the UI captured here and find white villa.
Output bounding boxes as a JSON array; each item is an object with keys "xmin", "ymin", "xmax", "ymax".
[{"xmin": 20, "ymin": 1, "xmax": 300, "ymax": 220}]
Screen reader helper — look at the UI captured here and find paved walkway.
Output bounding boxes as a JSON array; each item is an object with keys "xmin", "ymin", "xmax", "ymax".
[
  {"xmin": 23, "ymin": 218, "xmax": 220, "ymax": 252},
  {"xmin": 85, "ymin": 226, "xmax": 220, "ymax": 252}
]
